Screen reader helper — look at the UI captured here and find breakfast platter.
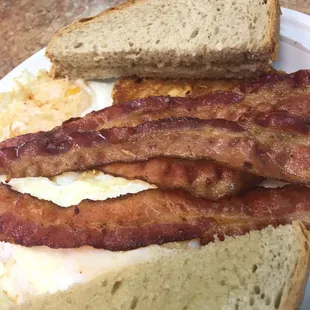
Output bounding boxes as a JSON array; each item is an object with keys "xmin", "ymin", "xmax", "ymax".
[{"xmin": 0, "ymin": 3, "xmax": 310, "ymax": 309}]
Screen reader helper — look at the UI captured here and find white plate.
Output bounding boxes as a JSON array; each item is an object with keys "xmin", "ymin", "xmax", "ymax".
[{"xmin": 0, "ymin": 7, "xmax": 310, "ymax": 308}]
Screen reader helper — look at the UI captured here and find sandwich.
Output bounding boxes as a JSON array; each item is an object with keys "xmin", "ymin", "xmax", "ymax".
[{"xmin": 46, "ymin": 0, "xmax": 280, "ymax": 79}]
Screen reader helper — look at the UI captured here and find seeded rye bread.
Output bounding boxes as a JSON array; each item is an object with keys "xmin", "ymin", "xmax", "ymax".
[
  {"xmin": 46, "ymin": 0, "xmax": 280, "ymax": 80},
  {"xmin": 8, "ymin": 222, "xmax": 310, "ymax": 310}
]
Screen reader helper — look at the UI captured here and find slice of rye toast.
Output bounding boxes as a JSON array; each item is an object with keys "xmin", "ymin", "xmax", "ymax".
[{"xmin": 46, "ymin": 0, "xmax": 280, "ymax": 79}]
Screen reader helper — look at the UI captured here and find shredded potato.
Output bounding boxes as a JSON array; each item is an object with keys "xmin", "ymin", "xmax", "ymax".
[{"xmin": 0, "ymin": 71, "xmax": 92, "ymax": 142}]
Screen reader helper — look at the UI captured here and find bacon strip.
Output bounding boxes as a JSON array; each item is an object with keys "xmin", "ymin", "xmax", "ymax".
[
  {"xmin": 1, "ymin": 116, "xmax": 310, "ymax": 183},
  {"xmin": 99, "ymin": 157, "xmax": 262, "ymax": 200},
  {"xmin": 0, "ymin": 183, "xmax": 309, "ymax": 250},
  {"xmin": 0, "ymin": 92, "xmax": 244, "ymax": 149},
  {"xmin": 1, "ymin": 70, "xmax": 310, "ymax": 150}
]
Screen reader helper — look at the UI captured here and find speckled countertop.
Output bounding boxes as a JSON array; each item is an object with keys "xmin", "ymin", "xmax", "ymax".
[{"xmin": 0, "ymin": 0, "xmax": 309, "ymax": 78}]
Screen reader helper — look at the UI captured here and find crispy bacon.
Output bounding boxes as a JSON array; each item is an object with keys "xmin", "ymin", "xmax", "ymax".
[
  {"xmin": 99, "ymin": 157, "xmax": 262, "ymax": 200},
  {"xmin": 0, "ymin": 183, "xmax": 309, "ymax": 250},
  {"xmin": 0, "ymin": 92, "xmax": 245, "ymax": 149},
  {"xmin": 1, "ymin": 70, "xmax": 310, "ymax": 150},
  {"xmin": 1, "ymin": 116, "xmax": 310, "ymax": 184}
]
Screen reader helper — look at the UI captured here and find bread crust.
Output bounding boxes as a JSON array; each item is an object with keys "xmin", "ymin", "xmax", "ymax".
[
  {"xmin": 261, "ymin": 0, "xmax": 280, "ymax": 61},
  {"xmin": 279, "ymin": 222, "xmax": 310, "ymax": 310}
]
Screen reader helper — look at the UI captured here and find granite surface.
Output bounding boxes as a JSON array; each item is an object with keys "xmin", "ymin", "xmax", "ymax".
[{"xmin": 0, "ymin": 0, "xmax": 309, "ymax": 78}]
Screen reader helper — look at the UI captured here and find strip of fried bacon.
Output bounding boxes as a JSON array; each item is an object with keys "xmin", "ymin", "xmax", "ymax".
[
  {"xmin": 1, "ymin": 70, "xmax": 309, "ymax": 150},
  {"xmin": 99, "ymin": 157, "xmax": 262, "ymax": 200},
  {"xmin": 1, "ymin": 116, "xmax": 310, "ymax": 183},
  {"xmin": 0, "ymin": 183, "xmax": 309, "ymax": 250}
]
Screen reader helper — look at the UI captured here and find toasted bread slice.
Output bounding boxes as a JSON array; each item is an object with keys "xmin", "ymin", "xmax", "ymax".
[
  {"xmin": 11, "ymin": 222, "xmax": 310, "ymax": 310},
  {"xmin": 46, "ymin": 0, "xmax": 280, "ymax": 79}
]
